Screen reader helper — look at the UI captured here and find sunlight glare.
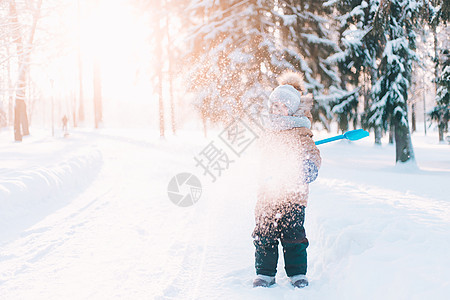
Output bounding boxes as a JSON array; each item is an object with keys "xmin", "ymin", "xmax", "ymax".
[{"xmin": 78, "ymin": 0, "xmax": 152, "ymax": 100}]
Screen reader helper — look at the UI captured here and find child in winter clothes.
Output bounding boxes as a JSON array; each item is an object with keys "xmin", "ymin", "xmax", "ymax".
[{"xmin": 252, "ymin": 72, "xmax": 321, "ymax": 288}]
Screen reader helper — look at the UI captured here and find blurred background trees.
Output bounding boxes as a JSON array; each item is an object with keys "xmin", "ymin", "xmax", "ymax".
[{"xmin": 0, "ymin": 0, "xmax": 448, "ymax": 162}]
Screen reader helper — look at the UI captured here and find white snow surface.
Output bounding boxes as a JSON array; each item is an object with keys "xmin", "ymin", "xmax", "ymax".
[{"xmin": 0, "ymin": 126, "xmax": 449, "ymax": 299}]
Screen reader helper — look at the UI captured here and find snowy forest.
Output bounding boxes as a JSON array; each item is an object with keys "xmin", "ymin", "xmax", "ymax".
[
  {"xmin": 0, "ymin": 0, "xmax": 449, "ymax": 299},
  {"xmin": 0, "ymin": 0, "xmax": 449, "ymax": 159}
]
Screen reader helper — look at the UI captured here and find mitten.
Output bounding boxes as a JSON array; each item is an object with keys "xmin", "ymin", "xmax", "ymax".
[{"xmin": 303, "ymin": 159, "xmax": 319, "ymax": 184}]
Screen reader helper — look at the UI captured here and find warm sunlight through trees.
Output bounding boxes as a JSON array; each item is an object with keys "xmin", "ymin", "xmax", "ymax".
[
  {"xmin": 1, "ymin": 0, "xmax": 156, "ymax": 137},
  {"xmin": 0, "ymin": 0, "xmax": 448, "ymax": 156}
]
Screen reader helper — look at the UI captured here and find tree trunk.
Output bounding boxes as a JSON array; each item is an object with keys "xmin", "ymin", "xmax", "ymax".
[
  {"xmin": 438, "ymin": 123, "xmax": 444, "ymax": 142},
  {"xmin": 10, "ymin": 0, "xmax": 42, "ymax": 141},
  {"xmin": 394, "ymin": 119, "xmax": 415, "ymax": 163},
  {"xmin": 433, "ymin": 25, "xmax": 439, "ymax": 95},
  {"xmin": 155, "ymin": 2, "xmax": 165, "ymax": 138},
  {"xmin": 14, "ymin": 99, "xmax": 28, "ymax": 141},
  {"xmin": 10, "ymin": 1, "xmax": 27, "ymax": 141},
  {"xmin": 5, "ymin": 42, "xmax": 14, "ymax": 126},
  {"xmin": 13, "ymin": 71, "xmax": 31, "ymax": 140},
  {"xmin": 77, "ymin": 0, "xmax": 84, "ymax": 123},
  {"xmin": 433, "ymin": 22, "xmax": 447, "ymax": 142},
  {"xmin": 411, "ymin": 102, "xmax": 416, "ymax": 132},
  {"xmin": 93, "ymin": 57, "xmax": 102, "ymax": 128},
  {"xmin": 78, "ymin": 57, "xmax": 85, "ymax": 123},
  {"xmin": 374, "ymin": 126, "xmax": 382, "ymax": 145},
  {"xmin": 165, "ymin": 0, "xmax": 176, "ymax": 135},
  {"xmin": 422, "ymin": 76, "xmax": 427, "ymax": 135},
  {"xmin": 72, "ymin": 91, "xmax": 77, "ymax": 127},
  {"xmin": 7, "ymin": 45, "xmax": 13, "ymax": 126},
  {"xmin": 158, "ymin": 75, "xmax": 165, "ymax": 138},
  {"xmin": 370, "ymin": 68, "xmax": 381, "ymax": 144},
  {"xmin": 92, "ymin": 0, "xmax": 102, "ymax": 129},
  {"xmin": 438, "ymin": 109, "xmax": 446, "ymax": 142},
  {"xmin": 433, "ymin": 23, "xmax": 443, "ymax": 142},
  {"xmin": 389, "ymin": 118, "xmax": 394, "ymax": 144},
  {"xmin": 438, "ymin": 109, "xmax": 447, "ymax": 142},
  {"xmin": 389, "ymin": 127, "xmax": 394, "ymax": 144},
  {"xmin": 363, "ymin": 72, "xmax": 369, "ymax": 112}
]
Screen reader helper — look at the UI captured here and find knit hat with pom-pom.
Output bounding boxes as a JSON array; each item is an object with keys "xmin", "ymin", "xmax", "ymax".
[
  {"xmin": 277, "ymin": 71, "xmax": 305, "ymax": 92},
  {"xmin": 268, "ymin": 84, "xmax": 302, "ymax": 116}
]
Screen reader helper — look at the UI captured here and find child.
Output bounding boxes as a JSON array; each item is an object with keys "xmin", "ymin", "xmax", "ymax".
[{"xmin": 252, "ymin": 72, "xmax": 321, "ymax": 288}]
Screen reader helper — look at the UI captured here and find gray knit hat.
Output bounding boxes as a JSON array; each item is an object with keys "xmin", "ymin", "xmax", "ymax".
[{"xmin": 268, "ymin": 85, "xmax": 302, "ymax": 116}]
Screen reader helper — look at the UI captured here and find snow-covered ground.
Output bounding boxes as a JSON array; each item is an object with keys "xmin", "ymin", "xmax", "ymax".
[{"xmin": 0, "ymin": 126, "xmax": 449, "ymax": 299}]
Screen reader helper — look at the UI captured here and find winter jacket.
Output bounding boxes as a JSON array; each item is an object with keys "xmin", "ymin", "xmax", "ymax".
[{"xmin": 256, "ymin": 127, "xmax": 321, "ymax": 208}]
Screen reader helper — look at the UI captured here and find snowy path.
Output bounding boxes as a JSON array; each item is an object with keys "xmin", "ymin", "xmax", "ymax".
[
  {"xmin": 0, "ymin": 130, "xmax": 192, "ymax": 298},
  {"xmin": 0, "ymin": 129, "xmax": 449, "ymax": 299}
]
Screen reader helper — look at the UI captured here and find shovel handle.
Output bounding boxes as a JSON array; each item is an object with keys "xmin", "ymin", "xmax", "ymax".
[{"xmin": 314, "ymin": 135, "xmax": 344, "ymax": 145}]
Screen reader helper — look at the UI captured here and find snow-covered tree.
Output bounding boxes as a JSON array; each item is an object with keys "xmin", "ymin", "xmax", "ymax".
[
  {"xmin": 427, "ymin": 0, "xmax": 449, "ymax": 142},
  {"xmin": 328, "ymin": 87, "xmax": 359, "ymax": 133},
  {"xmin": 368, "ymin": 0, "xmax": 425, "ymax": 163},
  {"xmin": 8, "ymin": 0, "xmax": 43, "ymax": 142},
  {"xmin": 428, "ymin": 0, "xmax": 449, "ymax": 92},
  {"xmin": 135, "ymin": 0, "xmax": 186, "ymax": 137},
  {"xmin": 0, "ymin": 2, "xmax": 14, "ymax": 127},
  {"xmin": 271, "ymin": 0, "xmax": 343, "ymax": 130},
  {"xmin": 430, "ymin": 49, "xmax": 449, "ymax": 142},
  {"xmin": 183, "ymin": 0, "xmax": 283, "ymax": 128},
  {"xmin": 182, "ymin": 0, "xmax": 342, "ymax": 130},
  {"xmin": 325, "ymin": 0, "xmax": 382, "ymax": 135}
]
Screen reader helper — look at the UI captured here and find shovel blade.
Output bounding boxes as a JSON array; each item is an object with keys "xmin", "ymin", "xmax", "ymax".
[{"xmin": 343, "ymin": 129, "xmax": 369, "ymax": 141}]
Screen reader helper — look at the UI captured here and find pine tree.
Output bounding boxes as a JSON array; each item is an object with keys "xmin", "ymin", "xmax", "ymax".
[
  {"xmin": 430, "ymin": 49, "xmax": 450, "ymax": 142},
  {"xmin": 368, "ymin": 0, "xmax": 424, "ymax": 163},
  {"xmin": 329, "ymin": 88, "xmax": 359, "ymax": 133},
  {"xmin": 135, "ymin": 0, "xmax": 185, "ymax": 137},
  {"xmin": 325, "ymin": 0, "xmax": 382, "ymax": 135},
  {"xmin": 183, "ymin": 0, "xmax": 342, "ymax": 131},
  {"xmin": 183, "ymin": 0, "xmax": 287, "ymax": 128},
  {"xmin": 427, "ymin": 0, "xmax": 449, "ymax": 142},
  {"xmin": 275, "ymin": 0, "xmax": 342, "ymax": 130}
]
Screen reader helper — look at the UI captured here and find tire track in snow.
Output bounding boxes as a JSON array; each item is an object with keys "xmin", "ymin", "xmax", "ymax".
[
  {"xmin": 0, "ymin": 187, "xmax": 114, "ymax": 288},
  {"xmin": 156, "ymin": 199, "xmax": 214, "ymax": 300}
]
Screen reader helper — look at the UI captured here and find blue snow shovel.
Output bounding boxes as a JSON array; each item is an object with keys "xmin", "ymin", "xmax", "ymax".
[{"xmin": 315, "ymin": 129, "xmax": 369, "ymax": 145}]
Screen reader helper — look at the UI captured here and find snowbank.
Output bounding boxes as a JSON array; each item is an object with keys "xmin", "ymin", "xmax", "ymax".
[{"xmin": 0, "ymin": 129, "xmax": 102, "ymax": 242}]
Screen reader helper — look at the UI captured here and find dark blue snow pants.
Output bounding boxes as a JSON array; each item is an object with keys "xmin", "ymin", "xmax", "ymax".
[{"xmin": 252, "ymin": 202, "xmax": 308, "ymax": 277}]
